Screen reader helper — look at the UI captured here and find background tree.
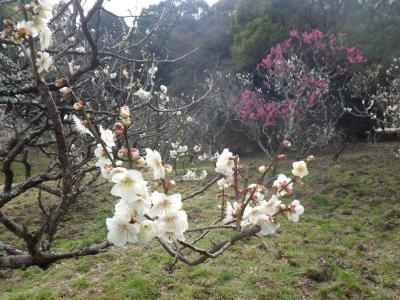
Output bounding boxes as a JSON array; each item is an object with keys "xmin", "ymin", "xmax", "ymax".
[{"xmin": 230, "ymin": 29, "xmax": 366, "ymax": 156}]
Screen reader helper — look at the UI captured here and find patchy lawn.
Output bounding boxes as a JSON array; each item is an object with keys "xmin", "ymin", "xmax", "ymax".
[{"xmin": 1, "ymin": 142, "xmax": 399, "ymax": 299}]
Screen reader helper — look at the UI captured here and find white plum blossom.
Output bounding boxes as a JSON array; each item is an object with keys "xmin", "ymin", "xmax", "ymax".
[
  {"xmin": 169, "ymin": 150, "xmax": 178, "ymax": 159},
  {"xmin": 26, "ymin": 2, "xmax": 53, "ymax": 50},
  {"xmin": 253, "ymin": 191, "xmax": 265, "ymax": 202},
  {"xmin": 27, "ymin": 16, "xmax": 47, "ymax": 37},
  {"xmin": 134, "ymin": 89, "xmax": 151, "ymax": 100},
  {"xmin": 160, "ymin": 85, "xmax": 167, "ymax": 94},
  {"xmin": 94, "ymin": 144, "xmax": 113, "ymax": 169},
  {"xmin": 222, "ymin": 201, "xmax": 235, "ymax": 224},
  {"xmin": 111, "ymin": 169, "xmax": 148, "ymax": 201},
  {"xmin": 272, "ymin": 174, "xmax": 293, "ymax": 196},
  {"xmin": 181, "ymin": 169, "xmax": 207, "ymax": 181},
  {"xmin": 101, "ymin": 164, "xmax": 125, "ymax": 182},
  {"xmin": 292, "ymin": 161, "xmax": 308, "ymax": 178},
  {"xmin": 193, "ymin": 144, "xmax": 202, "ymax": 152},
  {"xmin": 100, "ymin": 125, "xmax": 115, "ymax": 148},
  {"xmin": 102, "ymin": 65, "xmax": 110, "ymax": 74},
  {"xmin": 149, "ymin": 191, "xmax": 182, "ymax": 217},
  {"xmin": 181, "ymin": 170, "xmax": 197, "ymax": 181},
  {"xmin": 287, "ymin": 200, "xmax": 304, "ymax": 222},
  {"xmin": 37, "ymin": 0, "xmax": 53, "ymax": 19},
  {"xmin": 242, "ymin": 204, "xmax": 268, "ymax": 227},
  {"xmin": 68, "ymin": 61, "xmax": 80, "ymax": 74},
  {"xmin": 215, "ymin": 148, "xmax": 235, "ymax": 177},
  {"xmin": 145, "ymin": 148, "xmax": 165, "ymax": 180},
  {"xmin": 71, "ymin": 115, "xmax": 93, "ymax": 137},
  {"xmin": 106, "ymin": 211, "xmax": 140, "ymax": 247},
  {"xmin": 254, "ymin": 215, "xmax": 281, "ymax": 237},
  {"xmin": 217, "ymin": 177, "xmax": 230, "ymax": 189},
  {"xmin": 148, "ymin": 66, "xmax": 158, "ymax": 77},
  {"xmin": 262, "ymin": 194, "xmax": 281, "ymax": 215},
  {"xmin": 35, "ymin": 51, "xmax": 52, "ymax": 73},
  {"xmin": 115, "ymin": 197, "xmax": 150, "ymax": 220},
  {"xmin": 156, "ymin": 210, "xmax": 188, "ymax": 243},
  {"xmin": 177, "ymin": 145, "xmax": 188, "ymax": 154},
  {"xmin": 38, "ymin": 24, "xmax": 52, "ymax": 50},
  {"xmin": 198, "ymin": 153, "xmax": 209, "ymax": 161},
  {"xmin": 137, "ymin": 220, "xmax": 156, "ymax": 243},
  {"xmin": 75, "ymin": 46, "xmax": 85, "ymax": 53},
  {"xmin": 16, "ymin": 21, "xmax": 29, "ymax": 36}
]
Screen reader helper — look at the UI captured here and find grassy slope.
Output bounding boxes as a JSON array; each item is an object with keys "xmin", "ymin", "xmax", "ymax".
[{"xmin": 1, "ymin": 142, "xmax": 399, "ymax": 299}]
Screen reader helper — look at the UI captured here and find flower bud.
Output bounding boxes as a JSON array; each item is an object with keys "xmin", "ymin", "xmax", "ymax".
[
  {"xmin": 282, "ymin": 139, "xmax": 291, "ymax": 148},
  {"xmin": 129, "ymin": 148, "xmax": 139, "ymax": 160},
  {"xmin": 3, "ymin": 19, "xmax": 14, "ymax": 27},
  {"xmin": 259, "ymin": 165, "xmax": 272, "ymax": 174},
  {"xmin": 121, "ymin": 117, "xmax": 132, "ymax": 127},
  {"xmin": 134, "ymin": 156, "xmax": 146, "ymax": 168},
  {"xmin": 17, "ymin": 27, "xmax": 28, "ymax": 38},
  {"xmin": 165, "ymin": 179, "xmax": 175, "ymax": 190},
  {"xmin": 276, "ymin": 154, "xmax": 286, "ymax": 160},
  {"xmin": 113, "ymin": 122, "xmax": 124, "ymax": 132},
  {"xmin": 258, "ymin": 165, "xmax": 267, "ymax": 173},
  {"xmin": 55, "ymin": 78, "xmax": 67, "ymax": 87},
  {"xmin": 119, "ymin": 105, "xmax": 130, "ymax": 118},
  {"xmin": 73, "ymin": 100, "xmax": 84, "ymax": 111},
  {"xmin": 163, "ymin": 162, "xmax": 173, "ymax": 173},
  {"xmin": 117, "ymin": 147, "xmax": 128, "ymax": 159},
  {"xmin": 306, "ymin": 155, "xmax": 315, "ymax": 162},
  {"xmin": 269, "ymin": 215, "xmax": 278, "ymax": 223},
  {"xmin": 113, "ymin": 129, "xmax": 124, "ymax": 138},
  {"xmin": 115, "ymin": 160, "xmax": 124, "ymax": 167},
  {"xmin": 60, "ymin": 87, "xmax": 73, "ymax": 99}
]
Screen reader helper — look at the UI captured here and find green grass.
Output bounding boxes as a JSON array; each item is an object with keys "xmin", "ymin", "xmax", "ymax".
[{"xmin": 1, "ymin": 142, "xmax": 400, "ymax": 299}]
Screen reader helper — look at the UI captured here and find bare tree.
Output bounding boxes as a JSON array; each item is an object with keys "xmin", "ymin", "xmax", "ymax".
[
  {"xmin": 0, "ymin": 0, "xmax": 213, "ymax": 269},
  {"xmin": 0, "ymin": 0, "xmax": 308, "ymax": 272}
]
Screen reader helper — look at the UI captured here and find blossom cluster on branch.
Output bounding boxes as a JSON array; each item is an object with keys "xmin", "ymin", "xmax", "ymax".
[
  {"xmin": 349, "ymin": 57, "xmax": 400, "ymax": 134},
  {"xmin": 2, "ymin": 0, "xmax": 54, "ymax": 72},
  {"xmin": 89, "ymin": 113, "xmax": 311, "ymax": 260},
  {"xmin": 74, "ymin": 100, "xmax": 311, "ymax": 263}
]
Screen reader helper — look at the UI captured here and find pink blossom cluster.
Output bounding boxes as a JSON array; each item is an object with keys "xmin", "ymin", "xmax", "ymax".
[
  {"xmin": 302, "ymin": 28, "xmax": 324, "ymax": 44},
  {"xmin": 259, "ymin": 28, "xmax": 365, "ymax": 71},
  {"xmin": 343, "ymin": 46, "xmax": 366, "ymax": 64},
  {"xmin": 233, "ymin": 29, "xmax": 365, "ymax": 130},
  {"xmin": 230, "ymin": 91, "xmax": 301, "ymax": 127}
]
